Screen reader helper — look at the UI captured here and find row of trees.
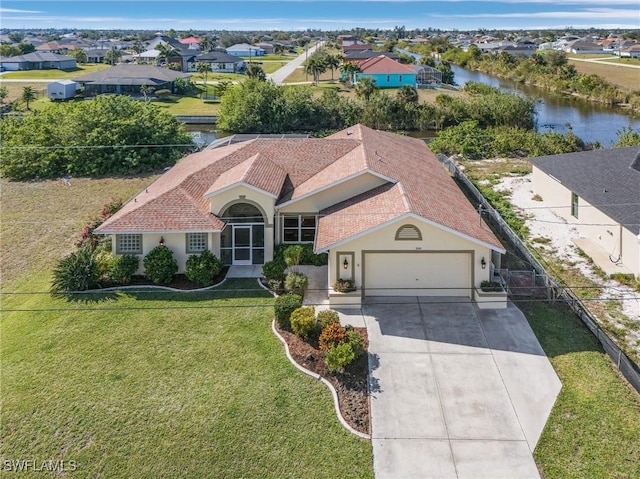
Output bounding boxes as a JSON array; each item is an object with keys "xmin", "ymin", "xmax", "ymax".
[
  {"xmin": 443, "ymin": 47, "xmax": 640, "ymax": 110},
  {"xmin": 304, "ymin": 49, "xmax": 344, "ymax": 84},
  {"xmin": 216, "ymin": 79, "xmax": 537, "ymax": 134},
  {"xmin": 0, "ymin": 95, "xmax": 193, "ymax": 180}
]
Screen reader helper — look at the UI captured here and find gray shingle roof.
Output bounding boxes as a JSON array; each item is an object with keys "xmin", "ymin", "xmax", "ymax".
[
  {"xmin": 529, "ymin": 147, "xmax": 640, "ymax": 233},
  {"xmin": 0, "ymin": 52, "xmax": 75, "ymax": 62},
  {"xmin": 75, "ymin": 64, "xmax": 189, "ymax": 85}
]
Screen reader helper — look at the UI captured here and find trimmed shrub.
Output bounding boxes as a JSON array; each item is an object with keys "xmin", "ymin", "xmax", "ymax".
[
  {"xmin": 273, "ymin": 243, "xmax": 328, "ymax": 266},
  {"xmin": 185, "ymin": 250, "xmax": 223, "ymax": 286},
  {"xmin": 108, "ymin": 254, "xmax": 139, "ymax": 285},
  {"xmin": 290, "ymin": 306, "xmax": 316, "ymax": 339},
  {"xmin": 285, "ymin": 272, "xmax": 308, "ymax": 296},
  {"xmin": 143, "ymin": 245, "xmax": 178, "ymax": 285},
  {"xmin": 284, "ymin": 244, "xmax": 304, "ymax": 272},
  {"xmin": 274, "ymin": 293, "xmax": 303, "ymax": 329},
  {"xmin": 317, "ymin": 309, "xmax": 340, "ymax": 329},
  {"xmin": 319, "ymin": 322, "xmax": 346, "ymax": 351},
  {"xmin": 325, "ymin": 342, "xmax": 356, "ymax": 373},
  {"xmin": 51, "ymin": 247, "xmax": 101, "ymax": 295},
  {"xmin": 345, "ymin": 328, "xmax": 365, "ymax": 358},
  {"xmin": 268, "ymin": 279, "xmax": 285, "ymax": 295},
  {"xmin": 262, "ymin": 258, "xmax": 287, "ymax": 281}
]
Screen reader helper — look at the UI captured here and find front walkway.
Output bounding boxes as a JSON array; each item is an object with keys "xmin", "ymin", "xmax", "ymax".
[
  {"xmin": 226, "ymin": 265, "xmax": 263, "ymax": 278},
  {"xmin": 364, "ymin": 297, "xmax": 561, "ymax": 479}
]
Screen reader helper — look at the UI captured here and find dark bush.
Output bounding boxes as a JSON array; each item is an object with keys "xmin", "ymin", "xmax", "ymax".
[
  {"xmin": 319, "ymin": 322, "xmax": 346, "ymax": 351},
  {"xmin": 51, "ymin": 247, "xmax": 101, "ymax": 295},
  {"xmin": 274, "ymin": 293, "xmax": 303, "ymax": 329},
  {"xmin": 290, "ymin": 306, "xmax": 316, "ymax": 339},
  {"xmin": 262, "ymin": 258, "xmax": 287, "ymax": 281},
  {"xmin": 143, "ymin": 246, "xmax": 178, "ymax": 285},
  {"xmin": 108, "ymin": 254, "xmax": 139, "ymax": 285},
  {"xmin": 317, "ymin": 309, "xmax": 340, "ymax": 329},
  {"xmin": 185, "ymin": 250, "xmax": 222, "ymax": 286}
]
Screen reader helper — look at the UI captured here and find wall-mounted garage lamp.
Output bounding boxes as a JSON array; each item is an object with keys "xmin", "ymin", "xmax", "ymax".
[
  {"xmin": 159, "ymin": 236, "xmax": 165, "ymax": 246},
  {"xmin": 481, "ymin": 257, "xmax": 486, "ymax": 269},
  {"xmin": 343, "ymin": 258, "xmax": 349, "ymax": 269}
]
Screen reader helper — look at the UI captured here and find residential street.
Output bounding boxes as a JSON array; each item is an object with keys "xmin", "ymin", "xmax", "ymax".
[{"xmin": 266, "ymin": 41, "xmax": 324, "ymax": 85}]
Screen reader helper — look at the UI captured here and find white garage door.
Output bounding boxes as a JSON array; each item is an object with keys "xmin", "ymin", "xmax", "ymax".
[{"xmin": 364, "ymin": 252, "xmax": 472, "ymax": 297}]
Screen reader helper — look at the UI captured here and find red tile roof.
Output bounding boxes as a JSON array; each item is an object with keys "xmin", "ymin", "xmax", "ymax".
[
  {"xmin": 358, "ymin": 55, "xmax": 417, "ymax": 75},
  {"xmin": 96, "ymin": 125, "xmax": 503, "ymax": 252}
]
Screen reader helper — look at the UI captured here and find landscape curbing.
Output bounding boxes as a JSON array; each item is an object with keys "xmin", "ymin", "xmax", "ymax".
[
  {"xmin": 270, "ymin": 320, "xmax": 371, "ymax": 440},
  {"xmin": 98, "ymin": 277, "xmax": 228, "ymax": 293}
]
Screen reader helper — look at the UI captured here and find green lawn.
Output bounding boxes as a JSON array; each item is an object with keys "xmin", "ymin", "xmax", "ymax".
[
  {"xmin": 240, "ymin": 54, "xmax": 295, "ymax": 61},
  {"xmin": 0, "ymin": 178, "xmax": 372, "ymax": 478},
  {"xmin": 153, "ymin": 94, "xmax": 221, "ymax": 115},
  {"xmin": 1, "ymin": 63, "xmax": 110, "ymax": 80},
  {"xmin": 523, "ymin": 301, "xmax": 640, "ymax": 479}
]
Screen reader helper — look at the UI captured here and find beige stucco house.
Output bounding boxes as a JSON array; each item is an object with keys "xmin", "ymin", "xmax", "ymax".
[
  {"xmin": 530, "ymin": 147, "xmax": 640, "ymax": 278},
  {"xmin": 96, "ymin": 125, "xmax": 505, "ymax": 306}
]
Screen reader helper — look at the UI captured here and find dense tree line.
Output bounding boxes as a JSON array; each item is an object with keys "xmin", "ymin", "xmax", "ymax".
[
  {"xmin": 442, "ymin": 47, "xmax": 640, "ymax": 110},
  {"xmin": 0, "ymin": 96, "xmax": 193, "ymax": 180},
  {"xmin": 217, "ymin": 79, "xmax": 536, "ymax": 133}
]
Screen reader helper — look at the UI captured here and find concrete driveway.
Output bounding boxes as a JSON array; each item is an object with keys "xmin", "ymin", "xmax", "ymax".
[{"xmin": 364, "ymin": 297, "xmax": 561, "ymax": 479}]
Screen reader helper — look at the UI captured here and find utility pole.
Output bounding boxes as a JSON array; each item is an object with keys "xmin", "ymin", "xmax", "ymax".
[{"xmin": 305, "ymin": 45, "xmax": 308, "ymax": 81}]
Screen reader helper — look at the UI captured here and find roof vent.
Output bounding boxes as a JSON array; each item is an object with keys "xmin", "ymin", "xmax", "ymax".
[
  {"xmin": 375, "ymin": 150, "xmax": 386, "ymax": 163},
  {"xmin": 346, "ymin": 130, "xmax": 353, "ymax": 135}
]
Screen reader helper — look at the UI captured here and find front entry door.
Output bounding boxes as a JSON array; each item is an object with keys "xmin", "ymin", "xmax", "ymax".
[{"xmin": 233, "ymin": 226, "xmax": 252, "ymax": 265}]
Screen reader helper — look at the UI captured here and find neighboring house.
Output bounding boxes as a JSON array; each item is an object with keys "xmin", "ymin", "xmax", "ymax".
[
  {"xmin": 95, "ymin": 125, "xmax": 505, "ymax": 307},
  {"xmin": 353, "ymin": 55, "xmax": 417, "ymax": 88},
  {"xmin": 133, "ymin": 49, "xmax": 162, "ymax": 63},
  {"xmin": 564, "ymin": 40, "xmax": 602, "ymax": 54},
  {"xmin": 0, "ymin": 52, "xmax": 76, "ymax": 71},
  {"xmin": 342, "ymin": 43, "xmax": 373, "ymax": 53},
  {"xmin": 344, "ymin": 51, "xmax": 399, "ymax": 61},
  {"xmin": 192, "ymin": 51, "xmax": 245, "ymax": 73},
  {"xmin": 226, "ymin": 43, "xmax": 265, "ymax": 57},
  {"xmin": 618, "ymin": 44, "xmax": 640, "ymax": 58},
  {"xmin": 530, "ymin": 147, "xmax": 640, "ymax": 278},
  {"xmin": 85, "ymin": 49, "xmax": 110, "ymax": 63},
  {"xmin": 75, "ymin": 64, "xmax": 189, "ymax": 96},
  {"xmin": 256, "ymin": 42, "xmax": 275, "ymax": 54},
  {"xmin": 179, "ymin": 36, "xmax": 201, "ymax": 46}
]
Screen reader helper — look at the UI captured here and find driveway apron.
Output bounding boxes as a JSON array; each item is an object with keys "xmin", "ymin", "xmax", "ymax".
[{"xmin": 364, "ymin": 297, "xmax": 561, "ymax": 479}]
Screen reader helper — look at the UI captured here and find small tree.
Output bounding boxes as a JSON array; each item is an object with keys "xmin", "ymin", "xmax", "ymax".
[
  {"xmin": 246, "ymin": 63, "xmax": 266, "ymax": 81},
  {"xmin": 0, "ymin": 86, "xmax": 8, "ymax": 105},
  {"xmin": 21, "ymin": 86, "xmax": 36, "ymax": 111},
  {"xmin": 354, "ymin": 77, "xmax": 378, "ymax": 102},
  {"xmin": 283, "ymin": 245, "xmax": 304, "ymax": 273},
  {"xmin": 197, "ymin": 62, "xmax": 211, "ymax": 86},
  {"xmin": 69, "ymin": 48, "xmax": 87, "ymax": 64}
]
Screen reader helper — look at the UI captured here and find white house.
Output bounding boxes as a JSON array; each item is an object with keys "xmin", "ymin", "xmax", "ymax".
[
  {"xmin": 95, "ymin": 125, "xmax": 506, "ymax": 307},
  {"xmin": 530, "ymin": 147, "xmax": 640, "ymax": 278},
  {"xmin": 225, "ymin": 43, "xmax": 265, "ymax": 57}
]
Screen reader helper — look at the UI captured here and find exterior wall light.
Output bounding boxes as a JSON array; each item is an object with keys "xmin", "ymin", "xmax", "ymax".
[
  {"xmin": 343, "ymin": 258, "xmax": 349, "ymax": 269},
  {"xmin": 481, "ymin": 257, "xmax": 487, "ymax": 269},
  {"xmin": 159, "ymin": 236, "xmax": 165, "ymax": 246}
]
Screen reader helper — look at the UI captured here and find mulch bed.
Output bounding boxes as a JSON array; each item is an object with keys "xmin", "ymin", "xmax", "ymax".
[{"xmin": 275, "ymin": 323, "xmax": 370, "ymax": 435}]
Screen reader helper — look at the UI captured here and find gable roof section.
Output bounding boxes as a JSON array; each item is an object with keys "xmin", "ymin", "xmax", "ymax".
[
  {"xmin": 530, "ymin": 147, "xmax": 640, "ymax": 233},
  {"xmin": 206, "ymin": 153, "xmax": 288, "ymax": 198},
  {"xmin": 196, "ymin": 51, "xmax": 242, "ymax": 63},
  {"xmin": 316, "ymin": 125, "xmax": 504, "ymax": 251},
  {"xmin": 358, "ymin": 55, "xmax": 417, "ymax": 75}
]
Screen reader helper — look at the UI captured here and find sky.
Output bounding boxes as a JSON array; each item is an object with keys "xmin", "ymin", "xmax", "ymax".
[{"xmin": 1, "ymin": 0, "xmax": 639, "ymax": 32}]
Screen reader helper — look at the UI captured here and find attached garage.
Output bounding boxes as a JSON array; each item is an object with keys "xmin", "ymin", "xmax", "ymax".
[{"xmin": 363, "ymin": 251, "xmax": 473, "ymax": 298}]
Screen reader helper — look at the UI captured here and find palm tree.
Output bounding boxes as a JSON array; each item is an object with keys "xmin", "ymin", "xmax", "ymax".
[
  {"xmin": 354, "ymin": 77, "xmax": 378, "ymax": 102},
  {"xmin": 104, "ymin": 48, "xmax": 122, "ymax": 66},
  {"xmin": 396, "ymin": 85, "xmax": 419, "ymax": 105},
  {"xmin": 156, "ymin": 42, "xmax": 180, "ymax": 66},
  {"xmin": 341, "ymin": 61, "xmax": 359, "ymax": 85},
  {"xmin": 197, "ymin": 62, "xmax": 211, "ymax": 85},
  {"xmin": 304, "ymin": 54, "xmax": 327, "ymax": 86},
  {"xmin": 21, "ymin": 86, "xmax": 36, "ymax": 110},
  {"xmin": 246, "ymin": 63, "xmax": 266, "ymax": 81},
  {"xmin": 325, "ymin": 53, "xmax": 342, "ymax": 82}
]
